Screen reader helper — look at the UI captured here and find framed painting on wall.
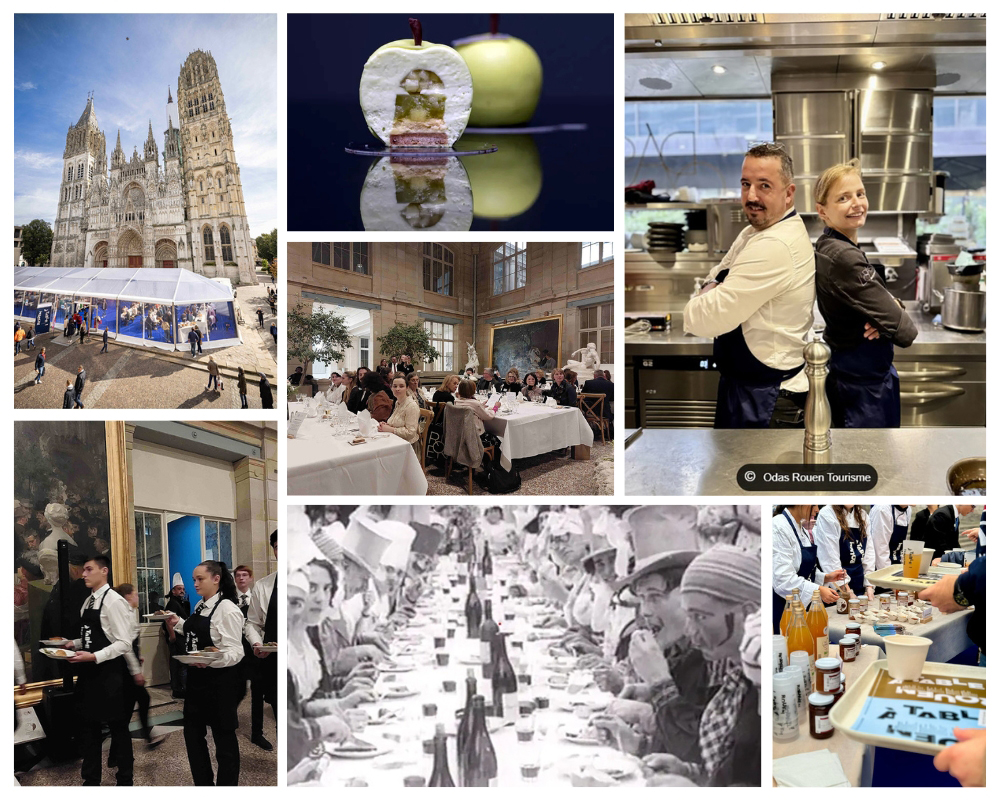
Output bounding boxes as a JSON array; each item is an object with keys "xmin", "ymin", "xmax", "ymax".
[{"xmin": 487, "ymin": 315, "xmax": 563, "ymax": 379}]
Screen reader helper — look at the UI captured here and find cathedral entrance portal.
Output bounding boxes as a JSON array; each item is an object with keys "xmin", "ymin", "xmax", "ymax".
[{"xmin": 155, "ymin": 239, "xmax": 178, "ymax": 269}]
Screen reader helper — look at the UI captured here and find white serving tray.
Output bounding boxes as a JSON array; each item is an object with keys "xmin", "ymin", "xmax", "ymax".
[
  {"xmin": 829, "ymin": 658, "xmax": 986, "ymax": 756},
  {"xmin": 865, "ymin": 564, "xmax": 954, "ymax": 593}
]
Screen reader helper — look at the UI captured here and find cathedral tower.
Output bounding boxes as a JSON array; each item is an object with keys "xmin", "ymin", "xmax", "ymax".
[
  {"xmin": 177, "ymin": 49, "xmax": 257, "ymax": 284},
  {"xmin": 52, "ymin": 95, "xmax": 106, "ymax": 266}
]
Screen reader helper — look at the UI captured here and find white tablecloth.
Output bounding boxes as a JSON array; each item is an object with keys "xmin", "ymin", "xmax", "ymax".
[
  {"xmin": 483, "ymin": 403, "xmax": 594, "ymax": 468},
  {"xmin": 287, "ymin": 413, "xmax": 428, "ymax": 496},
  {"xmin": 828, "ymin": 605, "xmax": 974, "ymax": 663}
]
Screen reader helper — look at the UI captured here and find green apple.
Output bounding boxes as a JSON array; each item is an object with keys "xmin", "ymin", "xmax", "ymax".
[
  {"xmin": 456, "ymin": 33, "xmax": 543, "ymax": 127},
  {"xmin": 459, "ymin": 134, "xmax": 541, "ymax": 219},
  {"xmin": 360, "ymin": 157, "xmax": 472, "ymax": 232},
  {"xmin": 360, "ymin": 20, "xmax": 472, "ymax": 146}
]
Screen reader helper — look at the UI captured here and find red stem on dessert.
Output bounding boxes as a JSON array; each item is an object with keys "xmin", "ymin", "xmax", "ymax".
[
  {"xmin": 409, "ymin": 18, "xmax": 422, "ymax": 46},
  {"xmin": 490, "ymin": 14, "xmax": 500, "ymax": 36}
]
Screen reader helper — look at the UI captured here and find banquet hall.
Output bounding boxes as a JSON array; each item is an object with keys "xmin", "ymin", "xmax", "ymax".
[
  {"xmin": 286, "ymin": 242, "xmax": 615, "ymax": 496},
  {"xmin": 287, "ymin": 504, "xmax": 762, "ymax": 787}
]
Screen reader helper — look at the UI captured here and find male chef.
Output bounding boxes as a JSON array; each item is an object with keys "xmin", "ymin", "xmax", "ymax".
[
  {"xmin": 245, "ymin": 530, "xmax": 278, "ymax": 750},
  {"xmin": 684, "ymin": 143, "xmax": 816, "ymax": 428}
]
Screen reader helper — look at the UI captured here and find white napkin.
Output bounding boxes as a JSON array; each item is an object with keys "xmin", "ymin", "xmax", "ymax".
[
  {"xmin": 545, "ymin": 396, "xmax": 558, "ymax": 407},
  {"xmin": 772, "ymin": 750, "xmax": 851, "ymax": 787},
  {"xmin": 357, "ymin": 409, "xmax": 374, "ymax": 437}
]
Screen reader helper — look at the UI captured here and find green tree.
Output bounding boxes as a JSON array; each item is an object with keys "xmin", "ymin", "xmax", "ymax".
[
  {"xmin": 377, "ymin": 322, "xmax": 440, "ymax": 365},
  {"xmin": 20, "ymin": 219, "xmax": 53, "ymax": 266},
  {"xmin": 255, "ymin": 228, "xmax": 277, "ymax": 264},
  {"xmin": 268, "ymin": 257, "xmax": 278, "ymax": 283},
  {"xmin": 287, "ymin": 303, "xmax": 351, "ymax": 368}
]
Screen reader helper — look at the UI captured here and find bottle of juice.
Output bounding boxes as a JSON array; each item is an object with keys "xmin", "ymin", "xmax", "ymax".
[
  {"xmin": 786, "ymin": 600, "xmax": 816, "ymax": 684},
  {"xmin": 779, "ymin": 594, "xmax": 794, "ymax": 637},
  {"xmin": 806, "ymin": 589, "xmax": 830, "ymax": 659}
]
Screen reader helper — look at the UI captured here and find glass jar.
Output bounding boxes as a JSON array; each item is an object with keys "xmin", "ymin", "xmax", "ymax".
[
  {"xmin": 808, "ymin": 692, "xmax": 835, "ymax": 739},
  {"xmin": 815, "ymin": 657, "xmax": 843, "ymax": 694},
  {"xmin": 839, "ymin": 635, "xmax": 858, "ymax": 663},
  {"xmin": 848, "ymin": 599, "xmax": 860, "ymax": 620},
  {"xmin": 846, "ymin": 622, "xmax": 861, "ymax": 639}
]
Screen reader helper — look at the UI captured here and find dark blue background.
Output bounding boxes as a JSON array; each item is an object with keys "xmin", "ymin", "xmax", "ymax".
[{"xmin": 287, "ymin": 13, "xmax": 614, "ymax": 232}]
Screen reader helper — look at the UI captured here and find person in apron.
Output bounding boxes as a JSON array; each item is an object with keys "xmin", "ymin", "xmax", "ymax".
[
  {"xmin": 166, "ymin": 560, "xmax": 245, "ymax": 786},
  {"xmin": 813, "ymin": 161, "xmax": 918, "ymax": 429},
  {"xmin": 771, "ymin": 505, "xmax": 846, "ymax": 633},
  {"xmin": 64, "ymin": 555, "xmax": 135, "ymax": 785},
  {"xmin": 815, "ymin": 505, "xmax": 875, "ymax": 602},
  {"xmin": 245, "ymin": 530, "xmax": 279, "ymax": 751},
  {"xmin": 683, "ymin": 144, "xmax": 816, "ymax": 429},
  {"xmin": 869, "ymin": 505, "xmax": 912, "ymax": 571},
  {"xmin": 114, "ymin": 583, "xmax": 166, "ymax": 747}
]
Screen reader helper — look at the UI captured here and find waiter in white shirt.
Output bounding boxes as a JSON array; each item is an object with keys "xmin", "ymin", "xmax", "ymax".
[
  {"xmin": 64, "ymin": 555, "xmax": 136, "ymax": 785},
  {"xmin": 685, "ymin": 143, "xmax": 816, "ymax": 428},
  {"xmin": 869, "ymin": 504, "xmax": 912, "ymax": 570},
  {"xmin": 166, "ymin": 560, "xmax": 245, "ymax": 785},
  {"xmin": 245, "ymin": 529, "xmax": 278, "ymax": 752},
  {"xmin": 233, "ymin": 564, "xmax": 257, "ymax": 721}
]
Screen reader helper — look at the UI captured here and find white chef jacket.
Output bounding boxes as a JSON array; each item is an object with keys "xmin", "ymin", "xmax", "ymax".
[
  {"xmin": 174, "ymin": 593, "xmax": 245, "ymax": 668},
  {"xmin": 684, "ymin": 212, "xmax": 815, "ymax": 392},
  {"xmin": 771, "ymin": 512, "xmax": 822, "ymax": 599},
  {"xmin": 244, "ymin": 570, "xmax": 277, "ymax": 646},
  {"xmin": 869, "ymin": 505, "xmax": 912, "ymax": 570},
  {"xmin": 815, "ymin": 506, "xmax": 875, "ymax": 589},
  {"xmin": 325, "ymin": 384, "xmax": 345, "ymax": 404},
  {"xmin": 70, "ymin": 583, "xmax": 134, "ymax": 666}
]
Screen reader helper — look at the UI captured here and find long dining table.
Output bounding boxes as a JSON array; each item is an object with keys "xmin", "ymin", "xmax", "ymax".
[
  {"xmin": 287, "ymin": 405, "xmax": 428, "ymax": 496},
  {"xmin": 482, "ymin": 400, "xmax": 595, "ymax": 468},
  {"xmin": 316, "ymin": 555, "xmax": 644, "ymax": 787}
]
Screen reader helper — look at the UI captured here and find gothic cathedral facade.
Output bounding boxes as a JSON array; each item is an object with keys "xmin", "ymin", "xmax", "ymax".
[{"xmin": 50, "ymin": 50, "xmax": 258, "ymax": 285}]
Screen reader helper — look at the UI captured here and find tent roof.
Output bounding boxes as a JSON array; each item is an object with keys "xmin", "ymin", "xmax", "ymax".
[{"xmin": 13, "ymin": 267, "xmax": 234, "ymax": 303}]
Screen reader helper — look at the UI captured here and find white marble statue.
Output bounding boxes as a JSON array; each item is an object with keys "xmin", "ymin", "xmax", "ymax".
[
  {"xmin": 464, "ymin": 342, "xmax": 480, "ymax": 375},
  {"xmin": 37, "ymin": 502, "xmax": 75, "ymax": 585},
  {"xmin": 564, "ymin": 342, "xmax": 601, "ymax": 381}
]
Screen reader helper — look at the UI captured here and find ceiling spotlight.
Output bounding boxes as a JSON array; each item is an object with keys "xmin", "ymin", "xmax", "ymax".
[
  {"xmin": 654, "ymin": 39, "xmax": 663, "ymax": 47},
  {"xmin": 871, "ymin": 61, "xmax": 886, "ymax": 70},
  {"xmin": 712, "ymin": 64, "xmax": 727, "ymax": 74}
]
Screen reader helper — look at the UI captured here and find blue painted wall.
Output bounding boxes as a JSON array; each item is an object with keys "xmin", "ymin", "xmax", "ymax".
[{"xmin": 167, "ymin": 515, "xmax": 201, "ymax": 602}]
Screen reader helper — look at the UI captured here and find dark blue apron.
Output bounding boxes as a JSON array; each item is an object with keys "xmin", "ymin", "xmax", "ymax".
[
  {"xmin": 185, "ymin": 597, "xmax": 239, "ymax": 731},
  {"xmin": 888, "ymin": 506, "xmax": 909, "ymax": 565},
  {"xmin": 772, "ymin": 510, "xmax": 819, "ymax": 634},
  {"xmin": 712, "ymin": 212, "xmax": 804, "ymax": 428},
  {"xmin": 840, "ymin": 517, "xmax": 867, "ymax": 596},
  {"xmin": 976, "ymin": 510, "xmax": 985, "ymax": 558},
  {"xmin": 76, "ymin": 587, "xmax": 130, "ymax": 723}
]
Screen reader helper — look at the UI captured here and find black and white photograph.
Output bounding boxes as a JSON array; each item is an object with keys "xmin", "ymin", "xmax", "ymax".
[{"xmin": 287, "ymin": 504, "xmax": 762, "ymax": 787}]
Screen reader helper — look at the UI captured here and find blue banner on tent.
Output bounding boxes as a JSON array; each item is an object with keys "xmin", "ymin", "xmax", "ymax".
[{"xmin": 34, "ymin": 304, "xmax": 52, "ymax": 335}]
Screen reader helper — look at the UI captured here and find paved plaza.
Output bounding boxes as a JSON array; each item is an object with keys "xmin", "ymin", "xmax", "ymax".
[{"xmin": 14, "ymin": 277, "xmax": 278, "ymax": 410}]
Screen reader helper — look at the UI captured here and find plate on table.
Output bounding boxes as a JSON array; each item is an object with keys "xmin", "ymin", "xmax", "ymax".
[
  {"xmin": 174, "ymin": 654, "xmax": 216, "ymax": 666},
  {"xmin": 560, "ymin": 723, "xmax": 605, "ymax": 746},
  {"xmin": 327, "ymin": 736, "xmax": 393, "ymax": 759},
  {"xmin": 457, "ymin": 655, "xmax": 481, "ymax": 666},
  {"xmin": 366, "ymin": 707, "xmax": 401, "ymax": 726},
  {"xmin": 558, "ymin": 694, "xmax": 609, "ymax": 714},
  {"xmin": 379, "ymin": 685, "xmax": 419, "ymax": 700},
  {"xmin": 40, "ymin": 647, "xmax": 75, "ymax": 660},
  {"xmin": 561, "ymin": 752, "xmax": 639, "ymax": 782},
  {"xmin": 543, "ymin": 656, "xmax": 576, "ymax": 673},
  {"xmin": 379, "ymin": 661, "xmax": 416, "ymax": 673},
  {"xmin": 547, "ymin": 674, "xmax": 570, "ymax": 689}
]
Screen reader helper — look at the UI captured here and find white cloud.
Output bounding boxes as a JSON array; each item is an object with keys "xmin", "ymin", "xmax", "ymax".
[
  {"xmin": 14, "ymin": 149, "xmax": 62, "ymax": 170},
  {"xmin": 15, "ymin": 81, "xmax": 37, "ymax": 91}
]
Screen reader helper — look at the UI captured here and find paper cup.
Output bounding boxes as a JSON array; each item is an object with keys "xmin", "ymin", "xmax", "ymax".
[
  {"xmin": 883, "ymin": 635, "xmax": 932, "ymax": 680},
  {"xmin": 901, "ymin": 540, "xmax": 922, "ymax": 579},
  {"xmin": 772, "ymin": 635, "xmax": 788, "ymax": 674},
  {"xmin": 919, "ymin": 548, "xmax": 935, "ymax": 576}
]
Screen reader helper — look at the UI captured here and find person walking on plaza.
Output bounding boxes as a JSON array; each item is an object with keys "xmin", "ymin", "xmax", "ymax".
[
  {"xmin": 25, "ymin": 326, "xmax": 34, "ymax": 350},
  {"xmin": 65, "ymin": 556, "xmax": 136, "ymax": 785},
  {"xmin": 188, "ymin": 327, "xmax": 198, "ymax": 357},
  {"xmin": 238, "ymin": 367, "xmax": 248, "ymax": 409},
  {"xmin": 195, "ymin": 327, "xmax": 204, "ymax": 355},
  {"xmin": 34, "ymin": 348, "xmax": 45, "ymax": 384},
  {"xmin": 63, "ymin": 379, "xmax": 74, "ymax": 408},
  {"xmin": 269, "ymin": 322, "xmax": 277, "ymax": 345},
  {"xmin": 79, "ymin": 322, "xmax": 87, "ymax": 345},
  {"xmin": 207, "ymin": 356, "xmax": 221, "ymax": 392},
  {"xmin": 74, "ymin": 366, "xmax": 87, "ymax": 408},
  {"xmin": 257, "ymin": 307, "xmax": 264, "ymax": 328},
  {"xmin": 101, "ymin": 327, "xmax": 109, "ymax": 353},
  {"xmin": 245, "ymin": 531, "xmax": 278, "ymax": 751},
  {"xmin": 259, "ymin": 374, "xmax": 273, "ymax": 409},
  {"xmin": 14, "ymin": 325, "xmax": 25, "ymax": 355}
]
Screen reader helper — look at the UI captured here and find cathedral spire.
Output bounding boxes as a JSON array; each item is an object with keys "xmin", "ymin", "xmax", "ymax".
[
  {"xmin": 144, "ymin": 120, "xmax": 158, "ymax": 162},
  {"xmin": 167, "ymin": 85, "xmax": 173, "ymax": 104},
  {"xmin": 111, "ymin": 129, "xmax": 124, "ymax": 168}
]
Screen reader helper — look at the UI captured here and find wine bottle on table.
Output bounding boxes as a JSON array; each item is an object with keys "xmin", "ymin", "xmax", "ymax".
[
  {"xmin": 482, "ymin": 540, "xmax": 493, "ymax": 589},
  {"xmin": 461, "ymin": 695, "xmax": 498, "ymax": 787},
  {"xmin": 466, "ymin": 575, "xmax": 482, "ymax": 638},
  {"xmin": 428, "ymin": 723, "xmax": 456, "ymax": 787},
  {"xmin": 480, "ymin": 599, "xmax": 499, "ymax": 679},
  {"xmin": 491, "ymin": 631, "xmax": 519, "ymax": 724},
  {"xmin": 456, "ymin": 670, "xmax": 477, "ymax": 785}
]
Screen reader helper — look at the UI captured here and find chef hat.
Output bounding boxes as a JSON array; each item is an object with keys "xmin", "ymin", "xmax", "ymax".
[
  {"xmin": 172, "ymin": 572, "xmax": 185, "ymax": 588},
  {"xmin": 377, "ymin": 520, "xmax": 417, "ymax": 571},
  {"xmin": 410, "ymin": 523, "xmax": 444, "ymax": 557},
  {"xmin": 288, "ymin": 569, "xmax": 309, "ymax": 598},
  {"xmin": 680, "ymin": 544, "xmax": 760, "ymax": 607}
]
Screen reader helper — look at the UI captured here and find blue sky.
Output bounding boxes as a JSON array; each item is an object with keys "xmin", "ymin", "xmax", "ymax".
[{"xmin": 15, "ymin": 14, "xmax": 277, "ymax": 237}]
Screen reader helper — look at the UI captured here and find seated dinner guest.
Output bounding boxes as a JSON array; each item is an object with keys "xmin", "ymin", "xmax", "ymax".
[
  {"xmin": 433, "ymin": 374, "xmax": 460, "ymax": 403},
  {"xmin": 521, "ymin": 371, "xmax": 545, "ymax": 401},
  {"xmin": 407, "ymin": 372, "xmax": 428, "ymax": 410},
  {"xmin": 545, "ymin": 368, "xmax": 578, "ymax": 407},
  {"xmin": 324, "ymin": 372, "xmax": 344, "ymax": 404},
  {"xmin": 582, "ymin": 370, "xmax": 615, "ymax": 422},
  {"xmin": 455, "ymin": 379, "xmax": 501, "ymax": 449},
  {"xmin": 501, "ymin": 368, "xmax": 522, "ymax": 395},
  {"xmin": 476, "ymin": 368, "xmax": 503, "ymax": 394},
  {"xmin": 362, "ymin": 371, "xmax": 393, "ymax": 422},
  {"xmin": 380, "ymin": 375, "xmax": 420, "ymax": 456}
]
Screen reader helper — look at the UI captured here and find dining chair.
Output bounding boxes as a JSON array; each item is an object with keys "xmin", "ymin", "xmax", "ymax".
[
  {"xmin": 577, "ymin": 393, "xmax": 609, "ymax": 444},
  {"xmin": 417, "ymin": 408, "xmax": 434, "ymax": 471}
]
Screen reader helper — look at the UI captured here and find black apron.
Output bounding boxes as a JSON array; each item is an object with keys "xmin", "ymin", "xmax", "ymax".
[
  {"xmin": 887, "ymin": 507, "xmax": 909, "ymax": 565},
  {"xmin": 771, "ymin": 510, "xmax": 819, "ymax": 633},
  {"xmin": 976, "ymin": 510, "xmax": 985, "ymax": 559},
  {"xmin": 260, "ymin": 578, "xmax": 278, "ymax": 706},
  {"xmin": 839, "ymin": 517, "xmax": 867, "ymax": 596},
  {"xmin": 711, "ymin": 212, "xmax": 805, "ymax": 428},
  {"xmin": 76, "ymin": 588, "xmax": 130, "ymax": 723},
  {"xmin": 185, "ymin": 598, "xmax": 239, "ymax": 730}
]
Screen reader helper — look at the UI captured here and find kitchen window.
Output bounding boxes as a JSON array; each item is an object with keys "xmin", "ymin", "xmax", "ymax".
[
  {"xmin": 492, "ymin": 242, "xmax": 527, "ymax": 295},
  {"xmin": 134, "ymin": 511, "xmax": 165, "ymax": 617},
  {"xmin": 579, "ymin": 302, "xmax": 613, "ymax": 368},
  {"xmin": 581, "ymin": 241, "xmax": 614, "ymax": 269},
  {"xmin": 422, "ymin": 243, "xmax": 455, "ymax": 296},
  {"xmin": 423, "ymin": 320, "xmax": 455, "ymax": 372},
  {"xmin": 204, "ymin": 518, "xmax": 233, "ymax": 566}
]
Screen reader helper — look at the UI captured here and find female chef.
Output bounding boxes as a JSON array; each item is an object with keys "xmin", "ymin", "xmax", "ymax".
[
  {"xmin": 869, "ymin": 504, "xmax": 912, "ymax": 570},
  {"xmin": 813, "ymin": 160, "xmax": 918, "ymax": 427},
  {"xmin": 166, "ymin": 560, "xmax": 245, "ymax": 785},
  {"xmin": 815, "ymin": 505, "xmax": 875, "ymax": 601},
  {"xmin": 771, "ymin": 505, "xmax": 846, "ymax": 633}
]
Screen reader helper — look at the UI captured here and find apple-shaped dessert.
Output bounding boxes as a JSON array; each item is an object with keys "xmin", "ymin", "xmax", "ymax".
[
  {"xmin": 360, "ymin": 18, "xmax": 473, "ymax": 147},
  {"xmin": 455, "ymin": 15, "xmax": 543, "ymax": 127},
  {"xmin": 360, "ymin": 157, "xmax": 472, "ymax": 232},
  {"xmin": 459, "ymin": 133, "xmax": 541, "ymax": 219}
]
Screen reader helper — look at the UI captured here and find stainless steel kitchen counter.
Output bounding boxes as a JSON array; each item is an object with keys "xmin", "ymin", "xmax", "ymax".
[
  {"xmin": 625, "ymin": 312, "xmax": 985, "ymax": 358},
  {"xmin": 624, "ymin": 427, "xmax": 985, "ymax": 496}
]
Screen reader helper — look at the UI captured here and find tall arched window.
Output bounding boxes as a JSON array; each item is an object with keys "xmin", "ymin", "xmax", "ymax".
[
  {"xmin": 203, "ymin": 227, "xmax": 215, "ymax": 262},
  {"xmin": 219, "ymin": 225, "xmax": 233, "ymax": 262}
]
